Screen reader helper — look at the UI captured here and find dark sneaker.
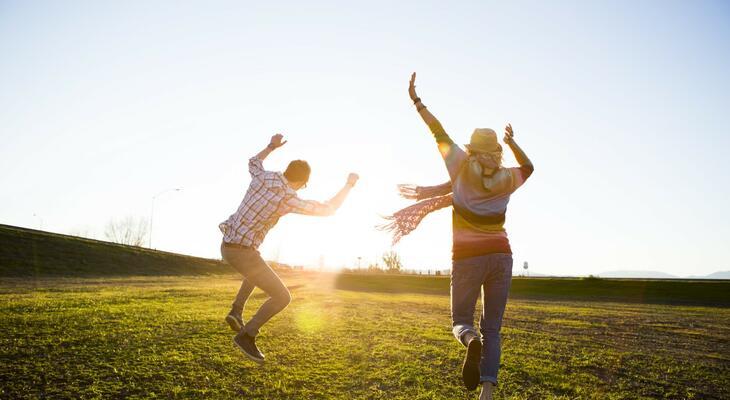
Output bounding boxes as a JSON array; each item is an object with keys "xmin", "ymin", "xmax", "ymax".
[
  {"xmin": 225, "ymin": 311, "xmax": 244, "ymax": 332},
  {"xmin": 462, "ymin": 336, "xmax": 482, "ymax": 390},
  {"xmin": 233, "ymin": 332, "xmax": 264, "ymax": 363}
]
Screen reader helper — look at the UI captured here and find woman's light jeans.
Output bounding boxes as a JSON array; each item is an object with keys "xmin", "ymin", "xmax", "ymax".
[{"xmin": 451, "ymin": 253, "xmax": 513, "ymax": 385}]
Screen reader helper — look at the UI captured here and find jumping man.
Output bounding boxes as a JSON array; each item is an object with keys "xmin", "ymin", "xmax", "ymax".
[{"xmin": 219, "ymin": 133, "xmax": 359, "ymax": 362}]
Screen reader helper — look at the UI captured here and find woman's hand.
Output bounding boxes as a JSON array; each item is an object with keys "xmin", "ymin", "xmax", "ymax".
[
  {"xmin": 503, "ymin": 123, "xmax": 533, "ymax": 169},
  {"xmin": 503, "ymin": 124, "xmax": 515, "ymax": 144},
  {"xmin": 409, "ymin": 72, "xmax": 419, "ymax": 102},
  {"xmin": 269, "ymin": 133, "xmax": 287, "ymax": 149},
  {"xmin": 397, "ymin": 184, "xmax": 419, "ymax": 200}
]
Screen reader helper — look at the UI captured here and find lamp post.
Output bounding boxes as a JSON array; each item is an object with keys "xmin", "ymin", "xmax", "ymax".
[
  {"xmin": 149, "ymin": 188, "xmax": 182, "ymax": 248},
  {"xmin": 32, "ymin": 213, "xmax": 43, "ymax": 230}
]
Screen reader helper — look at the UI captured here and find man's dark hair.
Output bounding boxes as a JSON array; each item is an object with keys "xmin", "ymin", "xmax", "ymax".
[{"xmin": 283, "ymin": 160, "xmax": 311, "ymax": 184}]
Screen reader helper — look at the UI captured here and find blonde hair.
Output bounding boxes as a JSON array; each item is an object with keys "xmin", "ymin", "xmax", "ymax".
[{"xmin": 467, "ymin": 144, "xmax": 503, "ymax": 169}]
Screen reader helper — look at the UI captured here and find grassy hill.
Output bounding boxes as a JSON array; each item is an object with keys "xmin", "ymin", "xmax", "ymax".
[{"xmin": 0, "ymin": 224, "xmax": 229, "ymax": 277}]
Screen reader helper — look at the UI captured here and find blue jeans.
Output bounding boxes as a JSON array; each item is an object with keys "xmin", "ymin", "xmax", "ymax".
[
  {"xmin": 451, "ymin": 253, "xmax": 513, "ymax": 385},
  {"xmin": 221, "ymin": 243, "xmax": 291, "ymax": 336}
]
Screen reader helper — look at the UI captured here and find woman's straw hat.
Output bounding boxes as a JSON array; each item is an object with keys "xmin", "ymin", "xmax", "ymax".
[{"xmin": 465, "ymin": 128, "xmax": 500, "ymax": 153}]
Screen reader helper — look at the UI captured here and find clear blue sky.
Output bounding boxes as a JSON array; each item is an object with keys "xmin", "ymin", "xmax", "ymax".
[{"xmin": 1, "ymin": 0, "xmax": 728, "ymax": 276}]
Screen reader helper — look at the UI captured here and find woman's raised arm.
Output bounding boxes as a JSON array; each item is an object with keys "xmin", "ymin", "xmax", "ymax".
[
  {"xmin": 504, "ymin": 124, "xmax": 534, "ymax": 172},
  {"xmin": 410, "ymin": 73, "xmax": 447, "ymax": 137},
  {"xmin": 409, "ymin": 72, "xmax": 466, "ymax": 180}
]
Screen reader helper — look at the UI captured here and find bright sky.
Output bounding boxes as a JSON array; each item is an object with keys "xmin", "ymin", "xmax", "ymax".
[{"xmin": 1, "ymin": 1, "xmax": 729, "ymax": 277}]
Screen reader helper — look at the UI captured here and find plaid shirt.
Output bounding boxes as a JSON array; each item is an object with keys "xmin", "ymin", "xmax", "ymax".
[{"xmin": 219, "ymin": 157, "xmax": 336, "ymax": 248}]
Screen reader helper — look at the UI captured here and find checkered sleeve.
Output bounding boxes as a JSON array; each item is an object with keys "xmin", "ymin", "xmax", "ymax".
[
  {"xmin": 284, "ymin": 195, "xmax": 336, "ymax": 216},
  {"xmin": 249, "ymin": 157, "xmax": 265, "ymax": 178}
]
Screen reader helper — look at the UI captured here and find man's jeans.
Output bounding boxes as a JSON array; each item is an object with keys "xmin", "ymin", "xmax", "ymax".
[
  {"xmin": 451, "ymin": 253, "xmax": 513, "ymax": 385},
  {"xmin": 221, "ymin": 243, "xmax": 291, "ymax": 336}
]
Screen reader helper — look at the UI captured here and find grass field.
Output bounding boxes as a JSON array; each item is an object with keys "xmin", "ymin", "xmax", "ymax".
[{"xmin": 2, "ymin": 272, "xmax": 728, "ymax": 399}]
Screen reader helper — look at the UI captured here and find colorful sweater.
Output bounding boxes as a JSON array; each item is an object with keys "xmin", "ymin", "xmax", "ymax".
[{"xmin": 431, "ymin": 125, "xmax": 533, "ymax": 260}]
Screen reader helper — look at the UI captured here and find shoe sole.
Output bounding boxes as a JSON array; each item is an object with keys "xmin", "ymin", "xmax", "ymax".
[
  {"xmin": 225, "ymin": 315, "xmax": 243, "ymax": 332},
  {"xmin": 233, "ymin": 336, "xmax": 265, "ymax": 364},
  {"xmin": 462, "ymin": 338, "xmax": 482, "ymax": 391}
]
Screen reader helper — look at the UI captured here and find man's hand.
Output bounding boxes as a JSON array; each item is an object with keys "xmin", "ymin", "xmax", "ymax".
[
  {"xmin": 346, "ymin": 173, "xmax": 360, "ymax": 187},
  {"xmin": 254, "ymin": 133, "xmax": 286, "ymax": 161},
  {"xmin": 269, "ymin": 133, "xmax": 287, "ymax": 149},
  {"xmin": 504, "ymin": 124, "xmax": 515, "ymax": 144},
  {"xmin": 409, "ymin": 72, "xmax": 419, "ymax": 102}
]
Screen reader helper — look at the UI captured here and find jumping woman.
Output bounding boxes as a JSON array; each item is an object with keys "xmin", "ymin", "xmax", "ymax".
[{"xmin": 381, "ymin": 73, "xmax": 534, "ymax": 399}]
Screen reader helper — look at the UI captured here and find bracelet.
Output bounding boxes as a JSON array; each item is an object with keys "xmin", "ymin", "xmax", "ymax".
[
  {"xmin": 267, "ymin": 143, "xmax": 276, "ymax": 150},
  {"xmin": 412, "ymin": 97, "xmax": 421, "ymax": 105}
]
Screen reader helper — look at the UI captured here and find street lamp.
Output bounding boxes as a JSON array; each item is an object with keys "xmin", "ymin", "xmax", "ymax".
[
  {"xmin": 149, "ymin": 188, "xmax": 182, "ymax": 248},
  {"xmin": 32, "ymin": 213, "xmax": 43, "ymax": 230}
]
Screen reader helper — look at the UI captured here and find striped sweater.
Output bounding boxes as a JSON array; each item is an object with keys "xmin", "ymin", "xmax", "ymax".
[{"xmin": 431, "ymin": 126, "xmax": 533, "ymax": 260}]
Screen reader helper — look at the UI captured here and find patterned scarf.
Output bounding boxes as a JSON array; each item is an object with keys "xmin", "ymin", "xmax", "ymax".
[
  {"xmin": 378, "ymin": 182, "xmax": 453, "ymax": 245},
  {"xmin": 378, "ymin": 153, "xmax": 502, "ymax": 245}
]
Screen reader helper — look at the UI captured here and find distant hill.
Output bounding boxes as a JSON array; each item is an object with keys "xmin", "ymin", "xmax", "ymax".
[
  {"xmin": 598, "ymin": 270, "xmax": 679, "ymax": 279},
  {"xmin": 599, "ymin": 269, "xmax": 730, "ymax": 280},
  {"xmin": 0, "ymin": 224, "xmax": 230, "ymax": 277},
  {"xmin": 687, "ymin": 271, "xmax": 730, "ymax": 280},
  {"xmin": 336, "ymin": 273, "xmax": 730, "ymax": 307}
]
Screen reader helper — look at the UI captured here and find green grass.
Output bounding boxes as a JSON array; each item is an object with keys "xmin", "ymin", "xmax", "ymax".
[{"xmin": 2, "ymin": 272, "xmax": 728, "ymax": 399}]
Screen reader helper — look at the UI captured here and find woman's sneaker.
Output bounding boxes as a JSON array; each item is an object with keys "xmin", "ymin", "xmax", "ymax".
[
  {"xmin": 233, "ymin": 332, "xmax": 265, "ymax": 363},
  {"xmin": 225, "ymin": 311, "xmax": 244, "ymax": 332},
  {"xmin": 462, "ymin": 336, "xmax": 482, "ymax": 390}
]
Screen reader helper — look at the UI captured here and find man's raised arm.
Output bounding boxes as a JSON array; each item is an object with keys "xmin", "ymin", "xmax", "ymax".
[
  {"xmin": 324, "ymin": 173, "xmax": 359, "ymax": 213},
  {"xmin": 287, "ymin": 173, "xmax": 359, "ymax": 216},
  {"xmin": 250, "ymin": 133, "xmax": 287, "ymax": 177}
]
